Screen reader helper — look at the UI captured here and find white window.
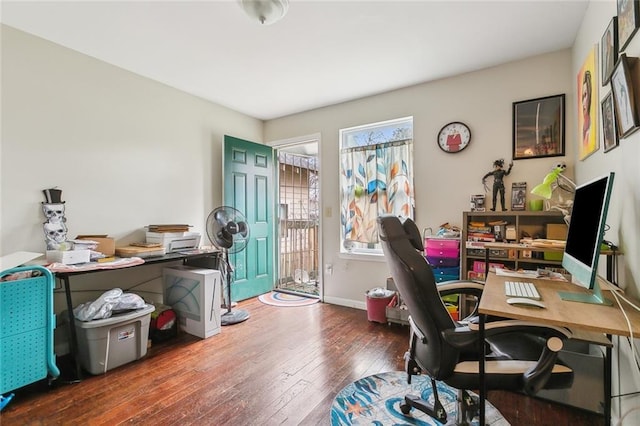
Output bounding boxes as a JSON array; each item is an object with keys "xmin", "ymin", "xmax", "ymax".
[{"xmin": 339, "ymin": 116, "xmax": 415, "ymax": 256}]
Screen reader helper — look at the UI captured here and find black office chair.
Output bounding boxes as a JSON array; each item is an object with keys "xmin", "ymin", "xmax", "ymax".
[{"xmin": 377, "ymin": 215, "xmax": 574, "ymax": 425}]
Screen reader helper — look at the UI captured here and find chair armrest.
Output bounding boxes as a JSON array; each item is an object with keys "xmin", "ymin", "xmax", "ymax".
[
  {"xmin": 443, "ymin": 319, "xmax": 572, "ymax": 350},
  {"xmin": 437, "ymin": 280, "xmax": 484, "ymax": 323},
  {"xmin": 470, "ymin": 319, "xmax": 573, "ymax": 340},
  {"xmin": 437, "ymin": 280, "xmax": 484, "ymax": 299}
]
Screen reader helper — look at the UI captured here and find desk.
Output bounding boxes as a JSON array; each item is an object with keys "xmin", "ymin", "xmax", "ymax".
[
  {"xmin": 478, "ymin": 272, "xmax": 640, "ymax": 425},
  {"xmin": 55, "ymin": 250, "xmax": 218, "ymax": 380}
]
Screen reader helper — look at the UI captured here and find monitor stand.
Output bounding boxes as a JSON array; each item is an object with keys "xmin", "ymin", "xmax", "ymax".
[{"xmin": 558, "ymin": 279, "xmax": 613, "ymax": 306}]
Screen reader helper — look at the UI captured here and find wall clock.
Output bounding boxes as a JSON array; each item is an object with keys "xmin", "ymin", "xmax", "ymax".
[{"xmin": 437, "ymin": 122, "xmax": 471, "ymax": 153}]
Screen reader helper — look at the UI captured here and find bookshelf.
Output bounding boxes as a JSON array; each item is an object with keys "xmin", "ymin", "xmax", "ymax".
[{"xmin": 461, "ymin": 210, "xmax": 567, "ymax": 280}]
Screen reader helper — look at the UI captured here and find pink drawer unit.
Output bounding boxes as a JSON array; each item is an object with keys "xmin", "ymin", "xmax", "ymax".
[
  {"xmin": 424, "ymin": 238, "xmax": 460, "ymax": 250},
  {"xmin": 425, "ymin": 246, "xmax": 460, "ymax": 258}
]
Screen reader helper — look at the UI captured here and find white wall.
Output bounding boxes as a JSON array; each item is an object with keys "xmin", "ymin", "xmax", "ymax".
[
  {"xmin": 265, "ymin": 50, "xmax": 574, "ymax": 307},
  {"xmin": 1, "ymin": 25, "xmax": 264, "ymax": 353},
  {"xmin": 573, "ymin": 2, "xmax": 640, "ymax": 424},
  {"xmin": 1, "ymin": 25, "xmax": 263, "ymax": 255}
]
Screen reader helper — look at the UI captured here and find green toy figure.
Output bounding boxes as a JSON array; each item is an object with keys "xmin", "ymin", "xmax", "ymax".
[{"xmin": 482, "ymin": 159, "xmax": 513, "ymax": 211}]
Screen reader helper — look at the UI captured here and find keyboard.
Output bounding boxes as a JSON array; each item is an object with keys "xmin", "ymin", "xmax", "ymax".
[{"xmin": 504, "ymin": 281, "xmax": 541, "ymax": 300}]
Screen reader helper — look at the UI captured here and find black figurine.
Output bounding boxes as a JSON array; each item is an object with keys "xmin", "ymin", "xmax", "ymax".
[{"xmin": 482, "ymin": 159, "xmax": 513, "ymax": 211}]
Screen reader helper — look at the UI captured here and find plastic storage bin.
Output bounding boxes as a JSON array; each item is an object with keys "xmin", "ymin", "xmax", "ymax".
[
  {"xmin": 74, "ymin": 304, "xmax": 155, "ymax": 375},
  {"xmin": 365, "ymin": 289, "xmax": 394, "ymax": 323}
]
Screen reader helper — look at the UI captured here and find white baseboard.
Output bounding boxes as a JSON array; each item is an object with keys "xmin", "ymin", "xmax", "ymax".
[{"xmin": 323, "ymin": 296, "xmax": 366, "ymax": 311}]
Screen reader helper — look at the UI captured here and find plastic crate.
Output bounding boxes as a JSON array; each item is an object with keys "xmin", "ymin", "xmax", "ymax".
[
  {"xmin": 1, "ymin": 266, "xmax": 60, "ymax": 394},
  {"xmin": 75, "ymin": 304, "xmax": 155, "ymax": 375}
]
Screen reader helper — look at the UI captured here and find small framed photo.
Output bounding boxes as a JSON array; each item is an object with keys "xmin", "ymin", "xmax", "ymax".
[
  {"xmin": 512, "ymin": 94, "xmax": 565, "ymax": 160},
  {"xmin": 602, "ymin": 92, "xmax": 619, "ymax": 152},
  {"xmin": 602, "ymin": 17, "xmax": 619, "ymax": 86},
  {"xmin": 610, "ymin": 54, "xmax": 640, "ymax": 138},
  {"xmin": 511, "ymin": 182, "xmax": 527, "ymax": 211},
  {"xmin": 618, "ymin": 0, "xmax": 640, "ymax": 51}
]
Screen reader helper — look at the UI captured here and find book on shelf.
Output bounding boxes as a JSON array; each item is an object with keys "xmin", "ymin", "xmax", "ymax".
[
  {"xmin": 465, "ymin": 240, "xmax": 488, "ymax": 248},
  {"xmin": 467, "ymin": 233, "xmax": 496, "ymax": 242},
  {"xmin": 468, "ymin": 226, "xmax": 492, "ymax": 233}
]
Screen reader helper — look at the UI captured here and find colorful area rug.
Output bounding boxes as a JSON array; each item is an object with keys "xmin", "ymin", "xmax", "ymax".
[
  {"xmin": 258, "ymin": 291, "xmax": 319, "ymax": 307},
  {"xmin": 330, "ymin": 371, "xmax": 509, "ymax": 425}
]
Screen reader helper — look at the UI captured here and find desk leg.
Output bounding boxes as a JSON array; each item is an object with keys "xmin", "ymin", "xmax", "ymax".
[
  {"xmin": 479, "ymin": 313, "xmax": 486, "ymax": 426},
  {"xmin": 485, "ymin": 248, "xmax": 490, "ymax": 280},
  {"xmin": 605, "ymin": 341, "xmax": 612, "ymax": 426},
  {"xmin": 62, "ymin": 276, "xmax": 82, "ymax": 381}
]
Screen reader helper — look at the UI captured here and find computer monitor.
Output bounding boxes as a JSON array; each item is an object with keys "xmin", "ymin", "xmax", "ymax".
[{"xmin": 560, "ymin": 172, "xmax": 615, "ymax": 305}]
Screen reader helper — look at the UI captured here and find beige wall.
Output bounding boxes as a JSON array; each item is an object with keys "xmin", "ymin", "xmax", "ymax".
[
  {"xmin": 265, "ymin": 50, "xmax": 574, "ymax": 307},
  {"xmin": 1, "ymin": 25, "xmax": 263, "ymax": 254},
  {"xmin": 573, "ymin": 1, "xmax": 640, "ymax": 423},
  {"xmin": 1, "ymin": 25, "xmax": 264, "ymax": 353}
]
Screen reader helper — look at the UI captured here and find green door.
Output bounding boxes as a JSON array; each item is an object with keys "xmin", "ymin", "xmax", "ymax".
[{"xmin": 223, "ymin": 135, "xmax": 274, "ymax": 301}]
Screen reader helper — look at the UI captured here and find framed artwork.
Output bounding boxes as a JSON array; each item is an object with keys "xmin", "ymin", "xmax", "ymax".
[
  {"xmin": 602, "ymin": 17, "xmax": 619, "ymax": 86},
  {"xmin": 611, "ymin": 54, "xmax": 640, "ymax": 137},
  {"xmin": 618, "ymin": 0, "xmax": 640, "ymax": 51},
  {"xmin": 577, "ymin": 46, "xmax": 599, "ymax": 160},
  {"xmin": 601, "ymin": 92, "xmax": 619, "ymax": 152},
  {"xmin": 512, "ymin": 94, "xmax": 565, "ymax": 160}
]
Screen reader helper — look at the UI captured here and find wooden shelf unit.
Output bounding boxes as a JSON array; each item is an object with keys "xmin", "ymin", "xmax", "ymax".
[{"xmin": 461, "ymin": 210, "xmax": 566, "ymax": 280}]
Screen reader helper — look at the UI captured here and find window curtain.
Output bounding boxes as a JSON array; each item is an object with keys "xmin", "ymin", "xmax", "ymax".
[{"xmin": 340, "ymin": 140, "xmax": 414, "ymax": 243}]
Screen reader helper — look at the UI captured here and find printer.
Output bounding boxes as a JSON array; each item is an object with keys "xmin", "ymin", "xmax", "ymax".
[{"xmin": 146, "ymin": 232, "xmax": 201, "ymax": 252}]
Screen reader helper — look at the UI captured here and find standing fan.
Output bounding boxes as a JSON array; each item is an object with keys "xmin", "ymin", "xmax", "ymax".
[{"xmin": 206, "ymin": 206, "xmax": 250, "ymax": 325}]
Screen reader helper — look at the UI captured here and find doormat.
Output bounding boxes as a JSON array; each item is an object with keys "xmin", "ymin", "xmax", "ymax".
[
  {"xmin": 330, "ymin": 371, "xmax": 509, "ymax": 425},
  {"xmin": 257, "ymin": 291, "xmax": 319, "ymax": 307}
]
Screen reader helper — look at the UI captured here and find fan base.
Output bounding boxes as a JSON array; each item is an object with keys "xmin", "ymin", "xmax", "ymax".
[{"xmin": 221, "ymin": 309, "xmax": 250, "ymax": 326}]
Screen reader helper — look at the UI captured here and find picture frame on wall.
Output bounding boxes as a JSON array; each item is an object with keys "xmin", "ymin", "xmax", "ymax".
[
  {"xmin": 601, "ymin": 92, "xmax": 619, "ymax": 152},
  {"xmin": 512, "ymin": 94, "xmax": 565, "ymax": 160},
  {"xmin": 618, "ymin": 0, "xmax": 640, "ymax": 51},
  {"xmin": 577, "ymin": 46, "xmax": 599, "ymax": 160},
  {"xmin": 610, "ymin": 54, "xmax": 640, "ymax": 138},
  {"xmin": 602, "ymin": 17, "xmax": 619, "ymax": 86}
]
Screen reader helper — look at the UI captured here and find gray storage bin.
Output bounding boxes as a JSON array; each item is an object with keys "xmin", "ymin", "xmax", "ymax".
[{"xmin": 74, "ymin": 304, "xmax": 155, "ymax": 375}]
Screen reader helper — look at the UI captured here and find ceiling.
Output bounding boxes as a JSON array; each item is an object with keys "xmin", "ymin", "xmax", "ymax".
[{"xmin": 1, "ymin": 1, "xmax": 589, "ymax": 121}]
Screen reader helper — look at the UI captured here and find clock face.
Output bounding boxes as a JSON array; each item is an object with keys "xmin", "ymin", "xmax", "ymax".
[{"xmin": 438, "ymin": 122, "xmax": 471, "ymax": 153}]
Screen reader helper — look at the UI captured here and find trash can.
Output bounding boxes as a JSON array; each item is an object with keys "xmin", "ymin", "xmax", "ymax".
[{"xmin": 365, "ymin": 288, "xmax": 395, "ymax": 323}]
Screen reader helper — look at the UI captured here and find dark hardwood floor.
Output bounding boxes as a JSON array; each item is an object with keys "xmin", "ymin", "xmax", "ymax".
[{"xmin": 2, "ymin": 298, "xmax": 603, "ymax": 425}]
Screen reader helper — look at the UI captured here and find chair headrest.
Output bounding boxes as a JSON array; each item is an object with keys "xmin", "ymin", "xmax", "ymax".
[
  {"xmin": 403, "ymin": 218, "xmax": 424, "ymax": 251},
  {"xmin": 377, "ymin": 215, "xmax": 423, "ymax": 251}
]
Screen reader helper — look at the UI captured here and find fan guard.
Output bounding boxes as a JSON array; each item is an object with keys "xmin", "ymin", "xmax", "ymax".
[{"xmin": 205, "ymin": 206, "xmax": 251, "ymax": 325}]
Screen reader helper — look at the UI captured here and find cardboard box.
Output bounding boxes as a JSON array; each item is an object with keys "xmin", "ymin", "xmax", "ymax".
[
  {"xmin": 546, "ymin": 224, "xmax": 568, "ymax": 240},
  {"xmin": 46, "ymin": 249, "xmax": 90, "ymax": 264},
  {"xmin": 163, "ymin": 267, "xmax": 221, "ymax": 339},
  {"xmin": 76, "ymin": 235, "xmax": 116, "ymax": 256},
  {"xmin": 116, "ymin": 245, "xmax": 166, "ymax": 258}
]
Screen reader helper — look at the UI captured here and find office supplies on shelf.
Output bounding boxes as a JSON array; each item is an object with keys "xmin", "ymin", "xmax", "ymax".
[{"xmin": 504, "ymin": 281, "xmax": 541, "ymax": 300}]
